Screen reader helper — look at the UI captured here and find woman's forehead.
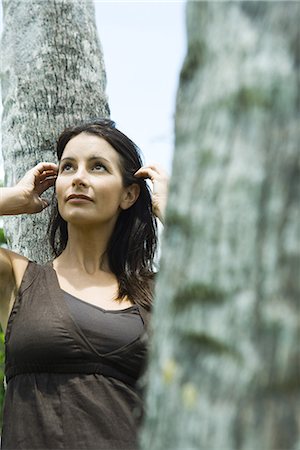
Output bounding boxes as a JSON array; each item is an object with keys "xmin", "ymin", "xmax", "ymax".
[{"xmin": 62, "ymin": 133, "xmax": 120, "ymax": 164}]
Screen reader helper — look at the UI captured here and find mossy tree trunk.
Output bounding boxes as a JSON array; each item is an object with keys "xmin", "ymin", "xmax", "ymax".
[
  {"xmin": 140, "ymin": 2, "xmax": 300, "ymax": 449},
  {"xmin": 1, "ymin": 0, "xmax": 109, "ymax": 262}
]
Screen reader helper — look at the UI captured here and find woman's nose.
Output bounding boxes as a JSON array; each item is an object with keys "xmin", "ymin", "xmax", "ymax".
[{"xmin": 72, "ymin": 168, "xmax": 88, "ymax": 187}]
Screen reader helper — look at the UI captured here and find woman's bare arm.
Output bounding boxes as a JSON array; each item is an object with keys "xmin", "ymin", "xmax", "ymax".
[
  {"xmin": 134, "ymin": 164, "xmax": 169, "ymax": 224},
  {"xmin": 0, "ymin": 162, "xmax": 58, "ymax": 329}
]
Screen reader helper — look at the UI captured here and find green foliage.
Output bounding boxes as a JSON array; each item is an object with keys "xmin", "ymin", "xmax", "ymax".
[
  {"xmin": 0, "ymin": 330, "xmax": 5, "ymax": 429},
  {"xmin": 0, "ymin": 228, "xmax": 6, "ymax": 245},
  {"xmin": 0, "ymin": 225, "xmax": 7, "ymax": 427}
]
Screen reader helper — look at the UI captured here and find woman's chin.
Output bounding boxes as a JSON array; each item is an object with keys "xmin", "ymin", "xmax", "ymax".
[{"xmin": 61, "ymin": 211, "xmax": 100, "ymax": 228}]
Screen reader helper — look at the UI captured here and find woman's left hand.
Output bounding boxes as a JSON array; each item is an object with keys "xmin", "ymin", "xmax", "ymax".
[{"xmin": 134, "ymin": 164, "xmax": 169, "ymax": 224}]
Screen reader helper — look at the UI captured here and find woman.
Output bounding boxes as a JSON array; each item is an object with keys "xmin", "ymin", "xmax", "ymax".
[{"xmin": 0, "ymin": 119, "xmax": 168, "ymax": 449}]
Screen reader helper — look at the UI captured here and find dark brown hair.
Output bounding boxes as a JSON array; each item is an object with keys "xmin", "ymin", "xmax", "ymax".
[{"xmin": 48, "ymin": 119, "xmax": 158, "ymax": 310}]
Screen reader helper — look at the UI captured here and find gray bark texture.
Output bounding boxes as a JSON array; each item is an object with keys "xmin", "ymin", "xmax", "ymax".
[
  {"xmin": 1, "ymin": 0, "xmax": 109, "ymax": 262},
  {"xmin": 140, "ymin": 2, "xmax": 300, "ymax": 450}
]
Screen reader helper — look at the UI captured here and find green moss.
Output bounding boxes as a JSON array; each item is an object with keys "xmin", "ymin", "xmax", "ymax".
[
  {"xmin": 181, "ymin": 382, "xmax": 198, "ymax": 409},
  {"xmin": 166, "ymin": 210, "xmax": 193, "ymax": 237},
  {"xmin": 180, "ymin": 40, "xmax": 206, "ymax": 85},
  {"xmin": 184, "ymin": 331, "xmax": 242, "ymax": 361},
  {"xmin": 235, "ymin": 86, "xmax": 272, "ymax": 110},
  {"xmin": 161, "ymin": 358, "xmax": 179, "ymax": 385},
  {"xmin": 173, "ymin": 282, "xmax": 225, "ymax": 309},
  {"xmin": 262, "ymin": 376, "xmax": 300, "ymax": 394},
  {"xmin": 199, "ymin": 148, "xmax": 214, "ymax": 167}
]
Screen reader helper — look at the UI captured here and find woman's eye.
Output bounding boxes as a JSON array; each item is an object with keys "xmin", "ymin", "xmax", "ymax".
[
  {"xmin": 61, "ymin": 163, "xmax": 73, "ymax": 172},
  {"xmin": 92, "ymin": 163, "xmax": 106, "ymax": 172}
]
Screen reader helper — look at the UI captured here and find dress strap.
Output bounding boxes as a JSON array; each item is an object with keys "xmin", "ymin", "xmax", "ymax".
[{"xmin": 136, "ymin": 304, "xmax": 151, "ymax": 330}]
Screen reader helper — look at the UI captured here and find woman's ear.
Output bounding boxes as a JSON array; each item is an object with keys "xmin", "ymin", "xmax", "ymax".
[{"xmin": 120, "ymin": 183, "xmax": 140, "ymax": 210}]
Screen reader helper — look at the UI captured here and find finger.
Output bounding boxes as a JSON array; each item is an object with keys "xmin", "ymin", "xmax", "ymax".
[
  {"xmin": 38, "ymin": 170, "xmax": 58, "ymax": 181},
  {"xmin": 36, "ymin": 162, "xmax": 58, "ymax": 172},
  {"xmin": 34, "ymin": 172, "xmax": 57, "ymax": 190},
  {"xmin": 32, "ymin": 163, "xmax": 58, "ymax": 178},
  {"xmin": 39, "ymin": 177, "xmax": 57, "ymax": 187},
  {"xmin": 36, "ymin": 177, "xmax": 57, "ymax": 195},
  {"xmin": 136, "ymin": 164, "xmax": 168, "ymax": 175},
  {"xmin": 134, "ymin": 167, "xmax": 158, "ymax": 181},
  {"xmin": 145, "ymin": 164, "xmax": 164, "ymax": 173}
]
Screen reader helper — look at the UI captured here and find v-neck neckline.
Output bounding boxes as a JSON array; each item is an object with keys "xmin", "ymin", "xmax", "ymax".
[
  {"xmin": 62, "ymin": 289, "xmax": 138, "ymax": 314},
  {"xmin": 44, "ymin": 261, "xmax": 147, "ymax": 359},
  {"xmin": 48, "ymin": 260, "xmax": 136, "ymax": 312}
]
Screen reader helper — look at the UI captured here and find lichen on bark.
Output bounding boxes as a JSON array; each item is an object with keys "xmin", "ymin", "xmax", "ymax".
[
  {"xmin": 140, "ymin": 2, "xmax": 300, "ymax": 449},
  {"xmin": 1, "ymin": 0, "xmax": 109, "ymax": 262}
]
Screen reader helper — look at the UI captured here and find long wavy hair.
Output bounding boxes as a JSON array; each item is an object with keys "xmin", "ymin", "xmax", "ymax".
[{"xmin": 48, "ymin": 119, "xmax": 158, "ymax": 310}]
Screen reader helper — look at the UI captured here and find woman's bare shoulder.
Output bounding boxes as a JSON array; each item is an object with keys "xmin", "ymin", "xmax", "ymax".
[
  {"xmin": 0, "ymin": 249, "xmax": 29, "ymax": 333},
  {"xmin": 0, "ymin": 248, "xmax": 29, "ymax": 290}
]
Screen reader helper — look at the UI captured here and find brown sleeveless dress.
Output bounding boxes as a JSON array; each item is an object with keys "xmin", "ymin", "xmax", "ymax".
[{"xmin": 1, "ymin": 261, "xmax": 151, "ymax": 450}]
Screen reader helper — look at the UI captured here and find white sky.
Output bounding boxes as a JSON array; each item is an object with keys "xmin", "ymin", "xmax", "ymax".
[{"xmin": 0, "ymin": 1, "xmax": 186, "ymax": 180}]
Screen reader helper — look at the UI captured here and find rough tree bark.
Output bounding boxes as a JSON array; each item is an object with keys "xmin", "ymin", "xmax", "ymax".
[
  {"xmin": 140, "ymin": 2, "xmax": 300, "ymax": 450},
  {"xmin": 1, "ymin": 0, "xmax": 109, "ymax": 262}
]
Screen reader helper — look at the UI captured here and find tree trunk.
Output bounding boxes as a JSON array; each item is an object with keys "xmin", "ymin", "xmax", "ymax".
[
  {"xmin": 1, "ymin": 0, "xmax": 109, "ymax": 262},
  {"xmin": 140, "ymin": 2, "xmax": 300, "ymax": 449}
]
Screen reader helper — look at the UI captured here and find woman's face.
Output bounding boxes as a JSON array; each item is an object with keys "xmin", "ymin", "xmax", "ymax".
[{"xmin": 55, "ymin": 132, "xmax": 136, "ymax": 227}]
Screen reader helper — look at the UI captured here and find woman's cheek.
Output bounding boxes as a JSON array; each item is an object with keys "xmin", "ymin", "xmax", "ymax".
[{"xmin": 55, "ymin": 180, "xmax": 65, "ymax": 217}]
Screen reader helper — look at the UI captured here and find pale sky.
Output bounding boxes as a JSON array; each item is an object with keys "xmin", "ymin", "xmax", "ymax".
[
  {"xmin": 0, "ymin": 1, "xmax": 186, "ymax": 180},
  {"xmin": 94, "ymin": 2, "xmax": 186, "ymax": 172}
]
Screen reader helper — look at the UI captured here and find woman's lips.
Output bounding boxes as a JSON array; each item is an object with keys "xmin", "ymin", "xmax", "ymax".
[
  {"xmin": 67, "ymin": 197, "xmax": 92, "ymax": 203},
  {"xmin": 66, "ymin": 195, "xmax": 93, "ymax": 203}
]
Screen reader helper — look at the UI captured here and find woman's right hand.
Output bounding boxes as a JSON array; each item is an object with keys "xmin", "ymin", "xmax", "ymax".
[{"xmin": 13, "ymin": 162, "xmax": 58, "ymax": 214}]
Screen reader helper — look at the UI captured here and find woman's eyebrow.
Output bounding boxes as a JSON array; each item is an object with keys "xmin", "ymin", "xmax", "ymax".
[{"xmin": 60, "ymin": 156, "xmax": 111, "ymax": 164}]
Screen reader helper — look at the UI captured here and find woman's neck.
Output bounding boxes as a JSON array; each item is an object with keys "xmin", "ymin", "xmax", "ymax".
[{"xmin": 57, "ymin": 223, "xmax": 113, "ymax": 275}]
